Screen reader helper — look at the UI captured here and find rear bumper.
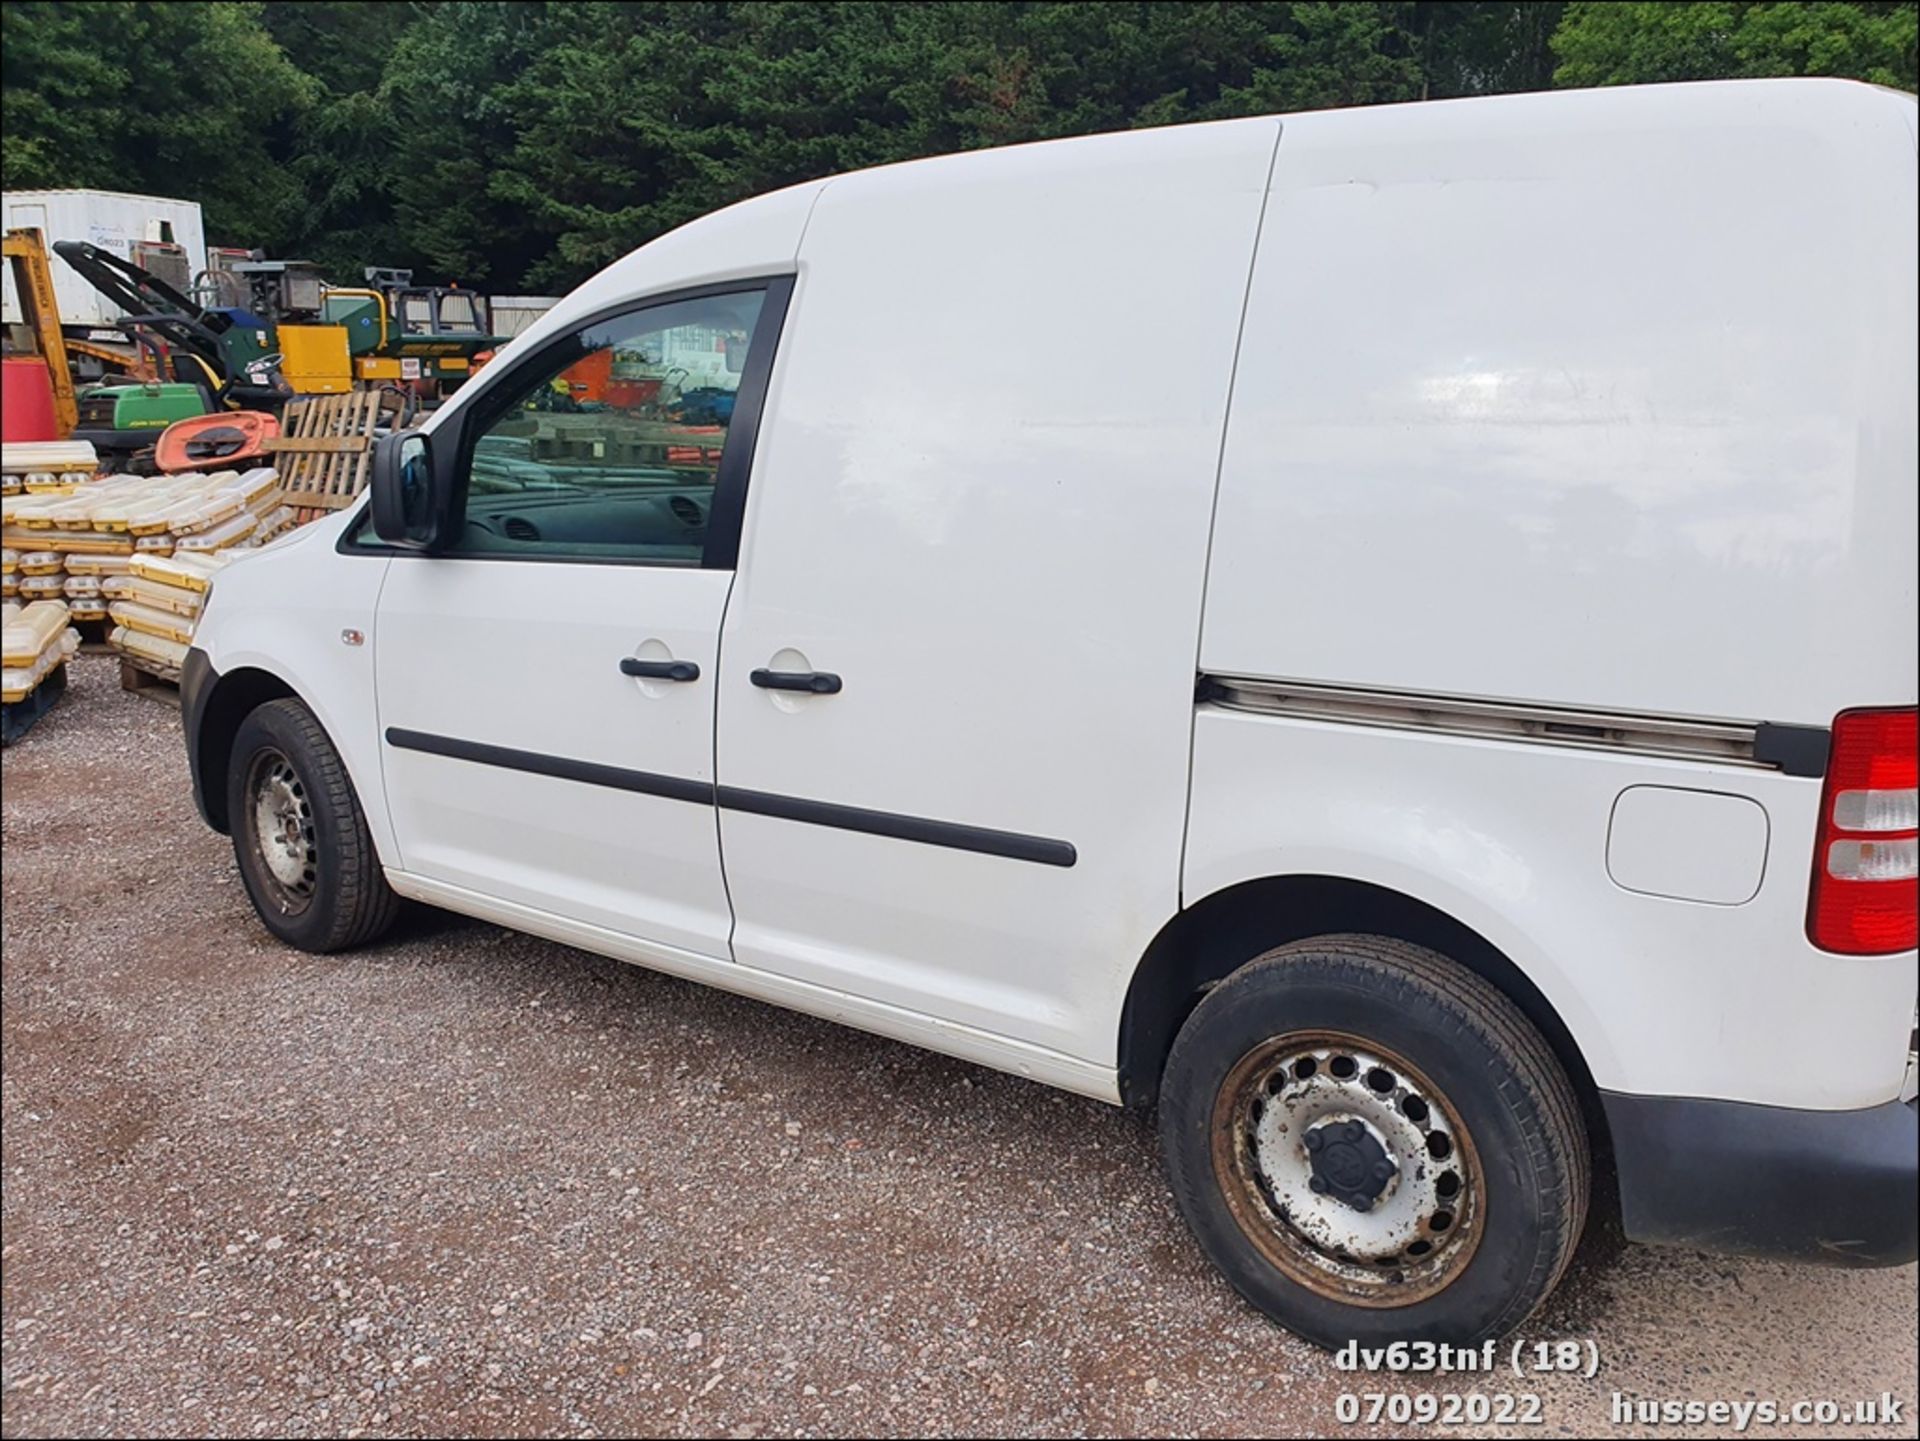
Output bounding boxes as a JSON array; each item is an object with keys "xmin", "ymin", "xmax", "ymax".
[
  {"xmin": 181, "ymin": 645, "xmax": 220, "ymax": 830},
  {"xmin": 1602, "ymin": 1090, "xmax": 1918, "ymax": 1267}
]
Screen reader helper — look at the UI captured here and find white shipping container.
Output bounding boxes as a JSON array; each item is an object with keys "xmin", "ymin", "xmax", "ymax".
[
  {"xmin": 487, "ymin": 295, "xmax": 561, "ymax": 338},
  {"xmin": 1, "ymin": 189, "xmax": 207, "ymax": 333}
]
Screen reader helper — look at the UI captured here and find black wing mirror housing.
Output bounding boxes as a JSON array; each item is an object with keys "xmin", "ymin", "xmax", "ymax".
[{"xmin": 369, "ymin": 429, "xmax": 450, "ymax": 548}]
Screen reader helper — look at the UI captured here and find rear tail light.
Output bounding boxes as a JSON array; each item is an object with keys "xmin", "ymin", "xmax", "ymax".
[{"xmin": 1807, "ymin": 707, "xmax": 1918, "ymax": 953}]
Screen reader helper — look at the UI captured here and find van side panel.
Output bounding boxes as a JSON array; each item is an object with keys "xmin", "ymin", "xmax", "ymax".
[
  {"xmin": 1183, "ymin": 708, "xmax": 1917, "ymax": 1109},
  {"xmin": 1202, "ymin": 80, "xmax": 1918, "ymax": 725},
  {"xmin": 714, "ymin": 119, "xmax": 1280, "ymax": 1065},
  {"xmin": 1189, "ymin": 81, "xmax": 1919, "ymax": 1112}
]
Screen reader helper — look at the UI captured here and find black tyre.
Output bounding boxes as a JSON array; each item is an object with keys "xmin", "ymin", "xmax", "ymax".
[
  {"xmin": 226, "ymin": 698, "xmax": 401, "ymax": 953},
  {"xmin": 1160, "ymin": 934, "xmax": 1587, "ymax": 1348}
]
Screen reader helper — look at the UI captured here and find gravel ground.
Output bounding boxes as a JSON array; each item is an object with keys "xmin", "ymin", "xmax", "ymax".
[{"xmin": 3, "ymin": 656, "xmax": 1916, "ymax": 1439}]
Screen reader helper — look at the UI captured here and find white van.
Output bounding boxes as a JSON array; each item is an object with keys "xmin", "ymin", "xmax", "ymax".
[{"xmin": 182, "ymin": 79, "xmax": 1918, "ymax": 1347}]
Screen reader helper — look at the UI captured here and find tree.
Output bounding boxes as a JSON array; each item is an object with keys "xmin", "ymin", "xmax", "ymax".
[
  {"xmin": 1412, "ymin": 1, "xmax": 1566, "ymax": 97},
  {"xmin": 263, "ymin": 2, "xmax": 428, "ymax": 278},
  {"xmin": 5, "ymin": 2, "xmax": 1912, "ymax": 294},
  {"xmin": 1553, "ymin": 1, "xmax": 1918, "ymax": 90},
  {"xmin": 2, "ymin": 2, "xmax": 316, "ymax": 248},
  {"xmin": 262, "ymin": 0, "xmax": 401, "ymax": 96},
  {"xmin": 476, "ymin": 3, "xmax": 1498, "ymax": 290},
  {"xmin": 380, "ymin": 0, "xmax": 576, "ymax": 287}
]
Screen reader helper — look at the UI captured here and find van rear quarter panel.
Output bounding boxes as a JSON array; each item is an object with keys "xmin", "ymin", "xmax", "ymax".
[
  {"xmin": 1189, "ymin": 81, "xmax": 1919, "ymax": 1110},
  {"xmin": 1184, "ymin": 709, "xmax": 1917, "ymax": 1108},
  {"xmin": 1203, "ymin": 80, "xmax": 1918, "ymax": 724}
]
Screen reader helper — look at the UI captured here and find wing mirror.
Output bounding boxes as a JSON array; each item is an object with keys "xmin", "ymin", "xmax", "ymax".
[{"xmin": 369, "ymin": 429, "xmax": 452, "ymax": 548}]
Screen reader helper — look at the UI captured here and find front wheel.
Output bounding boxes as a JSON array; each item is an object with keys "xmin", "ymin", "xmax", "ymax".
[
  {"xmin": 227, "ymin": 698, "xmax": 400, "ymax": 953},
  {"xmin": 1159, "ymin": 935, "xmax": 1588, "ymax": 1348}
]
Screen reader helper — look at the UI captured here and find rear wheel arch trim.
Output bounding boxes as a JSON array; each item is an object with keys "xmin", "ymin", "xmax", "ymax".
[{"xmin": 1116, "ymin": 874, "xmax": 1610, "ymax": 1173}]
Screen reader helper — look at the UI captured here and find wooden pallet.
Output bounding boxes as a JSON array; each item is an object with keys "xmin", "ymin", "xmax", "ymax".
[
  {"xmin": 267, "ymin": 390, "xmax": 388, "ymax": 523},
  {"xmin": 2, "ymin": 663, "xmax": 68, "ymax": 745},
  {"xmin": 119, "ymin": 655, "xmax": 182, "ymax": 706}
]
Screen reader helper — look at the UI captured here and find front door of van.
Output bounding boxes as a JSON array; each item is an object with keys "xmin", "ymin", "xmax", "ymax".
[{"xmin": 372, "ymin": 281, "xmax": 789, "ymax": 959}]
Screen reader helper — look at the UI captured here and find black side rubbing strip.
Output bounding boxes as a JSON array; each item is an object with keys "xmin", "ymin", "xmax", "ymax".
[
  {"xmin": 1754, "ymin": 723, "xmax": 1831, "ymax": 780},
  {"xmin": 385, "ymin": 728, "xmax": 715, "ymax": 806},
  {"xmin": 715, "ymin": 786, "xmax": 1077, "ymax": 867},
  {"xmin": 381, "ymin": 729, "xmax": 1077, "ymax": 867}
]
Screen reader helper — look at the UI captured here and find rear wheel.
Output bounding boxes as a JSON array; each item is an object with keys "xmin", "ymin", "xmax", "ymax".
[
  {"xmin": 1159, "ymin": 934, "xmax": 1587, "ymax": 1348},
  {"xmin": 227, "ymin": 698, "xmax": 400, "ymax": 953}
]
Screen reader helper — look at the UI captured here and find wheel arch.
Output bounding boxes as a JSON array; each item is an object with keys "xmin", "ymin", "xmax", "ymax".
[
  {"xmin": 191, "ymin": 664, "xmax": 301, "ymax": 833},
  {"xmin": 1117, "ymin": 874, "xmax": 1613, "ymax": 1178}
]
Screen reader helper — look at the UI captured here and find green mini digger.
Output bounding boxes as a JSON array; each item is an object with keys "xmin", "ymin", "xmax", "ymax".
[{"xmin": 51, "ymin": 240, "xmax": 290, "ymax": 469}]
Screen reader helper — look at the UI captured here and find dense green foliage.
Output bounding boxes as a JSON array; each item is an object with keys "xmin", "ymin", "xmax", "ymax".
[
  {"xmin": 1, "ymin": 1, "xmax": 315, "ymax": 246},
  {"xmin": 1554, "ymin": 2, "xmax": 1916, "ymax": 88},
  {"xmin": 3, "ymin": 1, "xmax": 1913, "ymax": 291}
]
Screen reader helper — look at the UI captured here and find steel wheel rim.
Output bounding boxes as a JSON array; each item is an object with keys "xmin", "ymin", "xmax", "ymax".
[
  {"xmin": 246, "ymin": 747, "xmax": 317, "ymax": 915},
  {"xmin": 1210, "ymin": 1029, "xmax": 1483, "ymax": 1307}
]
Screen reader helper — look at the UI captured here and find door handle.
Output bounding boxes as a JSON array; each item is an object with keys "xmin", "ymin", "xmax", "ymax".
[
  {"xmin": 750, "ymin": 668, "xmax": 842, "ymax": 695},
  {"xmin": 621, "ymin": 656, "xmax": 700, "ymax": 682}
]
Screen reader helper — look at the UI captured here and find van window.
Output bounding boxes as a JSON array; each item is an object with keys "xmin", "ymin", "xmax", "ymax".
[{"xmin": 449, "ymin": 290, "xmax": 768, "ymax": 565}]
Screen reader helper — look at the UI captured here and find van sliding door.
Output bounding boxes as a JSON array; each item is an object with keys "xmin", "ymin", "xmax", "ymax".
[{"xmin": 710, "ymin": 119, "xmax": 1282, "ymax": 1073}]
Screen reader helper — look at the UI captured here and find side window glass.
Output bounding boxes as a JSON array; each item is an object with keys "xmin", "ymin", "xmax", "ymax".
[{"xmin": 450, "ymin": 287, "xmax": 768, "ymax": 565}]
